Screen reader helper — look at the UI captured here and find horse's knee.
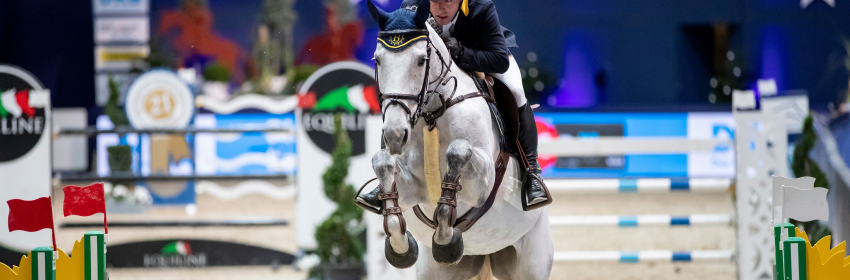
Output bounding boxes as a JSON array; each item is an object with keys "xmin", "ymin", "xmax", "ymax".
[
  {"xmin": 446, "ymin": 140, "xmax": 472, "ymax": 175},
  {"xmin": 372, "ymin": 149, "xmax": 394, "ymax": 176}
]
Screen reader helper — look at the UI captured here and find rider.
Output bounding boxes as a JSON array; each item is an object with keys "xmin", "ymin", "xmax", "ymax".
[{"xmin": 357, "ymin": 0, "xmax": 552, "ymax": 211}]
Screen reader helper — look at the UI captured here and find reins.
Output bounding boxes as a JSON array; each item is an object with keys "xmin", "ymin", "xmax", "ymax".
[{"xmin": 376, "ymin": 29, "xmax": 486, "ymax": 131}]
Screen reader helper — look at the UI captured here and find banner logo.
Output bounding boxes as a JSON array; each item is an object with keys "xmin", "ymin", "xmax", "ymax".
[
  {"xmin": 299, "ymin": 62, "xmax": 378, "ymax": 156},
  {"xmin": 144, "ymin": 241, "xmax": 207, "ymax": 268},
  {"xmin": 125, "ymin": 71, "xmax": 193, "ymax": 129},
  {"xmin": 0, "ymin": 65, "xmax": 49, "ymax": 163}
]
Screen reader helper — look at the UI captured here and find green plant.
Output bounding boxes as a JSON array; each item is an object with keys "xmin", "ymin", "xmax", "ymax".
[
  {"xmin": 104, "ymin": 74, "xmax": 129, "ymax": 126},
  {"xmin": 791, "ymin": 115, "xmax": 831, "ymax": 243},
  {"xmin": 313, "ymin": 114, "xmax": 365, "ymax": 274},
  {"xmin": 203, "ymin": 62, "xmax": 231, "ymax": 82},
  {"xmin": 107, "ymin": 145, "xmax": 132, "ymax": 172},
  {"xmin": 282, "ymin": 64, "xmax": 320, "ymax": 96}
]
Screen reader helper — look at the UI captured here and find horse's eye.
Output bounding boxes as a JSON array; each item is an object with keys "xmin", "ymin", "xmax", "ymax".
[
  {"xmin": 375, "ymin": 58, "xmax": 381, "ymax": 66},
  {"xmin": 418, "ymin": 57, "xmax": 426, "ymax": 66}
]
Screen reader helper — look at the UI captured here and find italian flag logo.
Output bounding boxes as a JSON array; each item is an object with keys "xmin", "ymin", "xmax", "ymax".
[
  {"xmin": 301, "ymin": 84, "xmax": 380, "ymax": 113},
  {"xmin": 161, "ymin": 241, "xmax": 192, "ymax": 256},
  {"xmin": 0, "ymin": 88, "xmax": 48, "ymax": 118}
]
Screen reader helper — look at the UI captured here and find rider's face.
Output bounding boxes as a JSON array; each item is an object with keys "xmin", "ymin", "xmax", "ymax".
[{"xmin": 430, "ymin": 0, "xmax": 461, "ymax": 26}]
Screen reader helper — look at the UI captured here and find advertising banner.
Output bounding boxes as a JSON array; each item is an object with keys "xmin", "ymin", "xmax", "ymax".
[
  {"xmin": 295, "ymin": 62, "xmax": 381, "ymax": 249},
  {"xmin": 0, "ymin": 65, "xmax": 53, "ymax": 255},
  {"xmin": 95, "ymin": 46, "xmax": 150, "ymax": 71},
  {"xmin": 535, "ymin": 112, "xmax": 735, "ymax": 178},
  {"xmin": 95, "ymin": 17, "xmax": 150, "ymax": 44},
  {"xmin": 93, "ymin": 0, "xmax": 150, "ymax": 14}
]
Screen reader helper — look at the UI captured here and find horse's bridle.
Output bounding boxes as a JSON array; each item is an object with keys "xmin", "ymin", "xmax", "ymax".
[{"xmin": 376, "ymin": 29, "xmax": 461, "ymax": 131}]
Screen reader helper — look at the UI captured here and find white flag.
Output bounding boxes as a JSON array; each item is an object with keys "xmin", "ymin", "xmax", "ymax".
[
  {"xmin": 773, "ymin": 176, "xmax": 816, "ymax": 224},
  {"xmin": 783, "ymin": 187, "xmax": 829, "ymax": 222}
]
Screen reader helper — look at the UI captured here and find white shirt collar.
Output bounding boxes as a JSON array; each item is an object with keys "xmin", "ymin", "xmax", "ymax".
[{"xmin": 439, "ymin": 12, "xmax": 459, "ymax": 40}]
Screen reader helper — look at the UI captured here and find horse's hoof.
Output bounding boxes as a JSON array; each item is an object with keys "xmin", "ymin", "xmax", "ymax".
[
  {"xmin": 385, "ymin": 231, "xmax": 418, "ymax": 268},
  {"xmin": 432, "ymin": 228, "xmax": 463, "ymax": 266}
]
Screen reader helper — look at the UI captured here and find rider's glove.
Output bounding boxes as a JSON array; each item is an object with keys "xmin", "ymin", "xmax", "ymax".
[
  {"xmin": 444, "ymin": 38, "xmax": 465, "ymax": 62},
  {"xmin": 427, "ymin": 17, "xmax": 442, "ymax": 36}
]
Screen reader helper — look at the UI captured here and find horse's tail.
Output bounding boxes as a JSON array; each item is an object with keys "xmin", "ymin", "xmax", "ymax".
[{"xmin": 471, "ymin": 255, "xmax": 496, "ymax": 280}]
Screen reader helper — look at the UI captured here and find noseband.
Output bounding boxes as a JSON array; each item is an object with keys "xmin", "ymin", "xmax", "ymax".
[{"xmin": 377, "ymin": 29, "xmax": 459, "ymax": 131}]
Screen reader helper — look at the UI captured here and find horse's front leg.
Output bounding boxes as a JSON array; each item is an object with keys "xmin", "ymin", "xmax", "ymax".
[
  {"xmin": 432, "ymin": 139, "xmax": 493, "ymax": 265},
  {"xmin": 373, "ymin": 149, "xmax": 419, "ymax": 268}
]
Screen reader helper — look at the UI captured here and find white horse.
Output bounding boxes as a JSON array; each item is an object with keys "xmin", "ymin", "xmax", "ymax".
[{"xmin": 366, "ymin": 1, "xmax": 553, "ymax": 279}]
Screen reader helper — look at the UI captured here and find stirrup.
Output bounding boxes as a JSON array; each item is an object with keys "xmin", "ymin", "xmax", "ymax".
[
  {"xmin": 521, "ymin": 171, "xmax": 553, "ymax": 211},
  {"xmin": 355, "ymin": 178, "xmax": 382, "ymax": 214}
]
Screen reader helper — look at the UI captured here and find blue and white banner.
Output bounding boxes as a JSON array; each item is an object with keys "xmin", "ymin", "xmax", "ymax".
[
  {"xmin": 93, "ymin": 0, "xmax": 150, "ymax": 15},
  {"xmin": 534, "ymin": 112, "xmax": 735, "ymax": 178},
  {"xmin": 194, "ymin": 113, "xmax": 297, "ymax": 176}
]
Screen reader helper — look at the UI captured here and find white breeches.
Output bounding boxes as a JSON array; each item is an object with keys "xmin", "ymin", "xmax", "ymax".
[{"xmin": 489, "ymin": 55, "xmax": 527, "ymax": 107}]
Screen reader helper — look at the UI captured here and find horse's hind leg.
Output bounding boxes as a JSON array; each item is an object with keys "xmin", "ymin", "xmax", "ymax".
[
  {"xmin": 488, "ymin": 246, "xmax": 518, "ymax": 280},
  {"xmin": 417, "ymin": 241, "xmax": 485, "ymax": 280},
  {"xmin": 510, "ymin": 208, "xmax": 554, "ymax": 280}
]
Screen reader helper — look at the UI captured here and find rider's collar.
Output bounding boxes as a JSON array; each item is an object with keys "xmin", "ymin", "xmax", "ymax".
[
  {"xmin": 378, "ymin": 30, "xmax": 430, "ymax": 52},
  {"xmin": 440, "ymin": 12, "xmax": 459, "ymax": 39}
]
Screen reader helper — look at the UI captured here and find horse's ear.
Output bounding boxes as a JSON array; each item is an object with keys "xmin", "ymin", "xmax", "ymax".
[
  {"xmin": 367, "ymin": 0, "xmax": 389, "ymax": 29},
  {"xmin": 414, "ymin": 0, "xmax": 431, "ymax": 29}
]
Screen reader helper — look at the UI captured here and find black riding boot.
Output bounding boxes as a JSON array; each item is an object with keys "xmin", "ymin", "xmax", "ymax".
[
  {"xmin": 355, "ymin": 187, "xmax": 383, "ymax": 214},
  {"xmin": 517, "ymin": 103, "xmax": 552, "ymax": 210}
]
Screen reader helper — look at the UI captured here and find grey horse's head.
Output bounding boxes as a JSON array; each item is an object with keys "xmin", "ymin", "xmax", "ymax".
[{"xmin": 368, "ymin": 0, "xmax": 432, "ymax": 155}]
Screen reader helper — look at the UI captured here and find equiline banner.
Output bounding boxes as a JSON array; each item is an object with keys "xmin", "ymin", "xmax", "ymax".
[
  {"xmin": 0, "ymin": 64, "xmax": 52, "ymax": 264},
  {"xmin": 295, "ymin": 62, "xmax": 382, "ymax": 249}
]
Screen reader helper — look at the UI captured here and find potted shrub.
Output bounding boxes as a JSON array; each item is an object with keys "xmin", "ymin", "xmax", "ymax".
[
  {"xmin": 202, "ymin": 62, "xmax": 231, "ymax": 100},
  {"xmin": 105, "ymin": 74, "xmax": 132, "ymax": 176},
  {"xmin": 312, "ymin": 114, "xmax": 366, "ymax": 280}
]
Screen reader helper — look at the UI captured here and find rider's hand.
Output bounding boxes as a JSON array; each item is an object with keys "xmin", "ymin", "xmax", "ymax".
[
  {"xmin": 445, "ymin": 38, "xmax": 465, "ymax": 61},
  {"xmin": 427, "ymin": 17, "xmax": 442, "ymax": 36}
]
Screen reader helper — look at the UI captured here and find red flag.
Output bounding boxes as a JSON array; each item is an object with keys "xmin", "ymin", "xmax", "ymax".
[
  {"xmin": 7, "ymin": 197, "xmax": 54, "ymax": 232},
  {"xmin": 63, "ymin": 183, "xmax": 106, "ymax": 217}
]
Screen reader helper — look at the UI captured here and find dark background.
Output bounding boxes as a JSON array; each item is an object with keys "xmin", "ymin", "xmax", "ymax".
[{"xmin": 2, "ymin": 0, "xmax": 849, "ymax": 111}]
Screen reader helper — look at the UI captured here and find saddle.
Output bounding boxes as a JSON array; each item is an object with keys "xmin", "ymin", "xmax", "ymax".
[{"xmin": 470, "ymin": 70, "xmax": 522, "ymax": 157}]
